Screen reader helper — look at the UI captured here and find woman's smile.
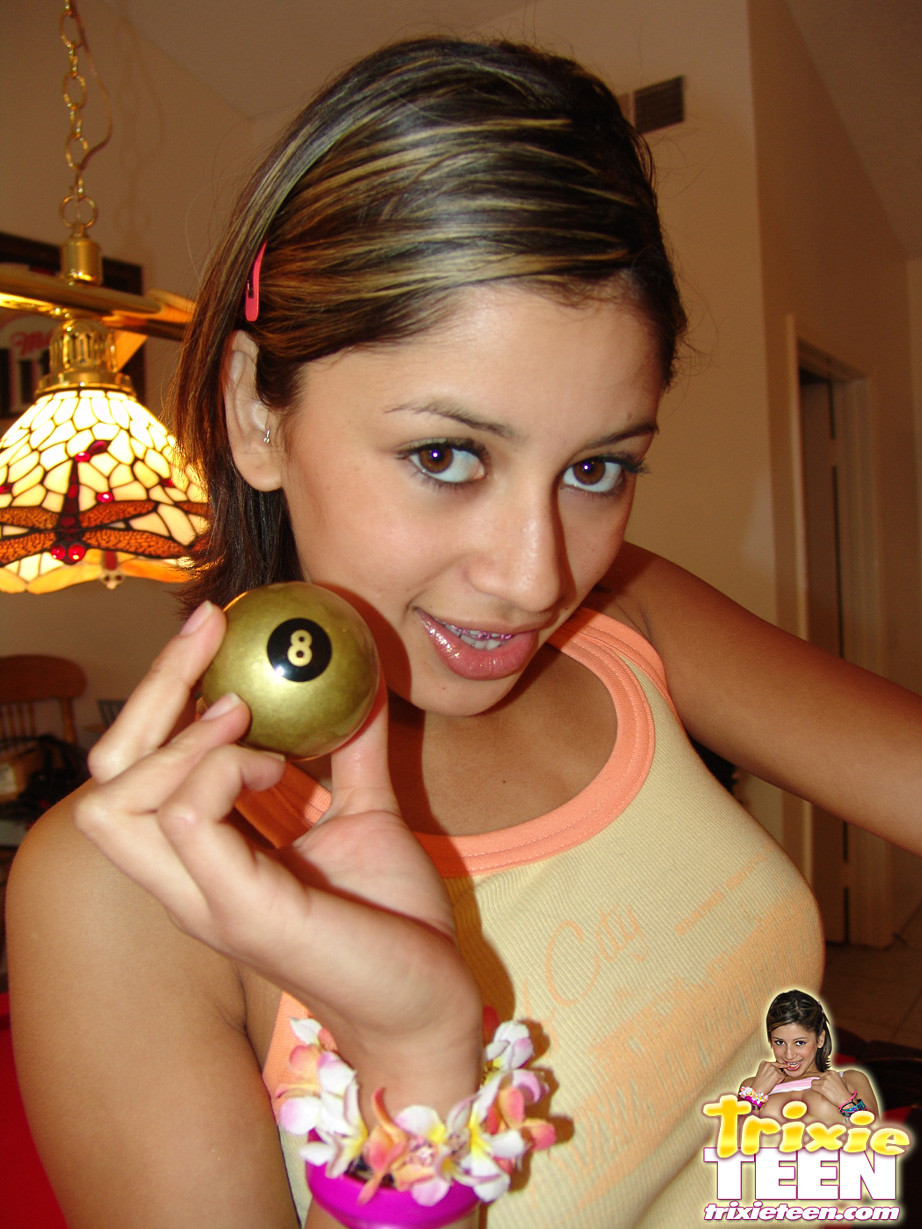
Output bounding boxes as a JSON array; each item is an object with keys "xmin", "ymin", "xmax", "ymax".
[
  {"xmin": 770, "ymin": 1023, "xmax": 824, "ymax": 1077},
  {"xmin": 269, "ymin": 284, "xmax": 662, "ymax": 716},
  {"xmin": 417, "ymin": 611, "xmax": 538, "ymax": 680}
]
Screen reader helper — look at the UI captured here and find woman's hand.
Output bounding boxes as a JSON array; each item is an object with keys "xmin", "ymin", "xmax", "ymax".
[
  {"xmin": 750, "ymin": 1060, "xmax": 787, "ymax": 1097},
  {"xmin": 810, "ymin": 1068, "xmax": 879, "ymax": 1120},
  {"xmin": 75, "ymin": 601, "xmax": 483, "ymax": 1114},
  {"xmin": 809, "ymin": 1069, "xmax": 851, "ymax": 1110}
]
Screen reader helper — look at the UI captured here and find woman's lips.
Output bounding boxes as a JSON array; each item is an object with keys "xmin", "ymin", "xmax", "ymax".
[{"xmin": 418, "ymin": 612, "xmax": 538, "ymax": 680}]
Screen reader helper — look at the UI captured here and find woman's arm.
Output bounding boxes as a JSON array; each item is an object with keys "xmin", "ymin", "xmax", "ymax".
[
  {"xmin": 599, "ymin": 544, "xmax": 922, "ymax": 855},
  {"xmin": 8, "ymin": 804, "xmax": 478, "ymax": 1229},
  {"xmin": 810, "ymin": 1068, "xmax": 880, "ymax": 1120},
  {"xmin": 7, "ymin": 801, "xmax": 300, "ymax": 1228},
  {"xmin": 9, "ymin": 601, "xmax": 483, "ymax": 1228},
  {"xmin": 741, "ymin": 1060, "xmax": 787, "ymax": 1113}
]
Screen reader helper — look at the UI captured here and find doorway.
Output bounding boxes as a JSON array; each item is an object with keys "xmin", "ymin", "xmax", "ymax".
[{"xmin": 797, "ymin": 346, "xmax": 891, "ymax": 946}]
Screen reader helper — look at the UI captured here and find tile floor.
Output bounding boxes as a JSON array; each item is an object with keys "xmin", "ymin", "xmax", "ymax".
[{"xmin": 822, "ymin": 901, "xmax": 922, "ymax": 1049}]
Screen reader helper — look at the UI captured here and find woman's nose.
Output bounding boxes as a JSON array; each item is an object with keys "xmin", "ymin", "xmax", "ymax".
[{"xmin": 466, "ymin": 493, "xmax": 571, "ymax": 615}]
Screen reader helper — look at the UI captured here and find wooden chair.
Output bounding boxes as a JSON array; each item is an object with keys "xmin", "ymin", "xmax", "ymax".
[
  {"xmin": 0, "ymin": 655, "xmax": 86, "ymax": 748},
  {"xmin": 97, "ymin": 697, "xmax": 126, "ymax": 728}
]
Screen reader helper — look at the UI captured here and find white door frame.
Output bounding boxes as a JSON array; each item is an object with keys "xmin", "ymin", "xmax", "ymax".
[{"xmin": 783, "ymin": 318, "xmax": 891, "ymax": 947}]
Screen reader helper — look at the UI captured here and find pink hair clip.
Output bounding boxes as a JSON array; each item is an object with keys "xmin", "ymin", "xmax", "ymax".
[{"xmin": 244, "ymin": 240, "xmax": 268, "ymax": 323}]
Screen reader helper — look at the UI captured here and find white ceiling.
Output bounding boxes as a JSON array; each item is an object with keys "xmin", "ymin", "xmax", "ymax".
[{"xmin": 100, "ymin": 0, "xmax": 922, "ymax": 258}]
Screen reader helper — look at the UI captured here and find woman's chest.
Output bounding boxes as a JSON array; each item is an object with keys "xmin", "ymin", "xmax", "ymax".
[{"xmin": 392, "ymin": 645, "xmax": 618, "ymax": 837}]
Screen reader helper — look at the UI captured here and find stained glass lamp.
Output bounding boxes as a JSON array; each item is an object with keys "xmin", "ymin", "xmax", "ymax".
[
  {"xmin": 0, "ymin": 315, "xmax": 206, "ymax": 593},
  {"xmin": 0, "ymin": 2, "xmax": 206, "ymax": 594}
]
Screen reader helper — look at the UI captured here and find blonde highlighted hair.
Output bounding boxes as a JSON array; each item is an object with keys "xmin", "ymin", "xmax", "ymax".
[{"xmin": 174, "ymin": 37, "xmax": 686, "ymax": 609}]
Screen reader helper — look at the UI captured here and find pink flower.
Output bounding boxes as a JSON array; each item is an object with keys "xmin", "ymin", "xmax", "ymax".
[
  {"xmin": 300, "ymin": 1055, "xmax": 368, "ymax": 1176},
  {"xmin": 274, "ymin": 1017, "xmax": 338, "ymax": 1134},
  {"xmin": 363, "ymin": 1092, "xmax": 466, "ymax": 1205},
  {"xmin": 455, "ymin": 1041, "xmax": 557, "ymax": 1201},
  {"xmin": 484, "ymin": 1020, "xmax": 535, "ymax": 1076},
  {"xmin": 280, "ymin": 1014, "xmax": 559, "ymax": 1209}
]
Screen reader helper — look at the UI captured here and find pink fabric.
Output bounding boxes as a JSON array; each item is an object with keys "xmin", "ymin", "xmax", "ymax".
[{"xmin": 772, "ymin": 1076, "xmax": 818, "ymax": 1092}]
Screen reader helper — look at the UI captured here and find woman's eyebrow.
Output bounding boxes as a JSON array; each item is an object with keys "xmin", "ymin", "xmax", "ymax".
[
  {"xmin": 586, "ymin": 422, "xmax": 659, "ymax": 449},
  {"xmin": 386, "ymin": 400, "xmax": 659, "ymax": 448},
  {"xmin": 386, "ymin": 401, "xmax": 520, "ymax": 440}
]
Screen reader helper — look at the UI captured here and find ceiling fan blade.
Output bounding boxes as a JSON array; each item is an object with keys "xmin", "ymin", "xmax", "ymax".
[{"xmin": 0, "ymin": 266, "xmax": 191, "ymax": 341}]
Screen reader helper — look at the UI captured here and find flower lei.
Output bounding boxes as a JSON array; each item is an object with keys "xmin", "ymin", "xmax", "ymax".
[{"xmin": 275, "ymin": 1016, "xmax": 558, "ymax": 1207}]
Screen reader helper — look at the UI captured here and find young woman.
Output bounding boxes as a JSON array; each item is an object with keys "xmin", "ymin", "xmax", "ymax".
[
  {"xmin": 7, "ymin": 37, "xmax": 922, "ymax": 1229},
  {"xmin": 740, "ymin": 989, "xmax": 880, "ymax": 1129}
]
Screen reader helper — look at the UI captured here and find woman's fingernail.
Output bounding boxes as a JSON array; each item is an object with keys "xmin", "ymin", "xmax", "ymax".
[
  {"xmin": 180, "ymin": 601, "xmax": 215, "ymax": 636},
  {"xmin": 201, "ymin": 692, "xmax": 243, "ymax": 721}
]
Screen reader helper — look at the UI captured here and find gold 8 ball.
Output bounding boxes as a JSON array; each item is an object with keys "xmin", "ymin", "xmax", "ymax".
[{"xmin": 201, "ymin": 582, "xmax": 379, "ymax": 759}]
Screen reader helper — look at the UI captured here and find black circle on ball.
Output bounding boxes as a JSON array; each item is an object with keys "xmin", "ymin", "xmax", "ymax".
[{"xmin": 266, "ymin": 618, "xmax": 333, "ymax": 682}]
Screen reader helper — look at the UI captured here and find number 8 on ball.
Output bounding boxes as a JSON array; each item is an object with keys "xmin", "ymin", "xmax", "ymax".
[{"xmin": 202, "ymin": 582, "xmax": 379, "ymax": 759}]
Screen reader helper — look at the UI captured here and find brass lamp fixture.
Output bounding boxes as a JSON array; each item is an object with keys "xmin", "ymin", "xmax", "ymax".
[{"xmin": 0, "ymin": 0, "xmax": 206, "ymax": 593}]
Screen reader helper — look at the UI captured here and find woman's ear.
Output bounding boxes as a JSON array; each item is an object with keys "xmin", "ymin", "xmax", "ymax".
[{"xmin": 223, "ymin": 331, "xmax": 284, "ymax": 491}]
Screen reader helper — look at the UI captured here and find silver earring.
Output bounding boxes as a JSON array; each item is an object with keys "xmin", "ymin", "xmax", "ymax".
[{"xmin": 263, "ymin": 425, "xmax": 271, "ymax": 445}]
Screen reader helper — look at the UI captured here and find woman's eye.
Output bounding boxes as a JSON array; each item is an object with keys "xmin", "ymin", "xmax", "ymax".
[
  {"xmin": 562, "ymin": 457, "xmax": 626, "ymax": 494},
  {"xmin": 407, "ymin": 444, "xmax": 485, "ymax": 485}
]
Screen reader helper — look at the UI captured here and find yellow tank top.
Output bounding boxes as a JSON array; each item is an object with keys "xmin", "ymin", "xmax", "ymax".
[{"xmin": 239, "ymin": 608, "xmax": 823, "ymax": 1227}]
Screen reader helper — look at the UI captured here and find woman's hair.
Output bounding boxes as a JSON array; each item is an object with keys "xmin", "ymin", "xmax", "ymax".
[
  {"xmin": 173, "ymin": 37, "xmax": 686, "ymax": 610},
  {"xmin": 766, "ymin": 990, "xmax": 833, "ymax": 1070}
]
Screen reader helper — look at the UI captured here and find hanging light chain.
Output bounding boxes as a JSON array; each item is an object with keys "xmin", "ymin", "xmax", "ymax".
[{"xmin": 59, "ymin": 0, "xmax": 113, "ymax": 236}]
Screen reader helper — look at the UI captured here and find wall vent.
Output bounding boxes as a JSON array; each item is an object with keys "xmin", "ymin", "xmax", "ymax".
[{"xmin": 618, "ymin": 76, "xmax": 685, "ymax": 134}]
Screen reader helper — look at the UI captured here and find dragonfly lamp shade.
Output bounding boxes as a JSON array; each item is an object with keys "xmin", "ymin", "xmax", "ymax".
[{"xmin": 0, "ymin": 318, "xmax": 207, "ymax": 594}]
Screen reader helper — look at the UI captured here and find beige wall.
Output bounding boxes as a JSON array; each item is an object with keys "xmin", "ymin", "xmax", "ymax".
[
  {"xmin": 749, "ymin": 0, "xmax": 921, "ymax": 694},
  {"xmin": 748, "ymin": 0, "xmax": 922, "ymax": 925},
  {"xmin": 483, "ymin": 0, "xmax": 778, "ymax": 621}
]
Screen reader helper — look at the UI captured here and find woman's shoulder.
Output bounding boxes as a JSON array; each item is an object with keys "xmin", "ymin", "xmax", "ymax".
[
  {"xmin": 582, "ymin": 541, "xmax": 655, "ymax": 638},
  {"xmin": 9, "ymin": 784, "xmax": 144, "ymax": 942},
  {"xmin": 839, "ymin": 1066, "xmax": 875, "ymax": 1091},
  {"xmin": 8, "ymin": 785, "xmax": 245, "ymax": 1017},
  {"xmin": 6, "ymin": 791, "xmax": 296, "ymax": 1226}
]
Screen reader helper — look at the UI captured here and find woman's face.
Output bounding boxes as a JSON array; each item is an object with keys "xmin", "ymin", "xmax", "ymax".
[
  {"xmin": 769, "ymin": 1023, "xmax": 825, "ymax": 1076},
  {"xmin": 274, "ymin": 285, "xmax": 662, "ymax": 716}
]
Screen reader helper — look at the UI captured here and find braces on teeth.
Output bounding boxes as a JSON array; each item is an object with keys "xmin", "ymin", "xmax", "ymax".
[{"xmin": 443, "ymin": 622, "xmax": 515, "ymax": 642}]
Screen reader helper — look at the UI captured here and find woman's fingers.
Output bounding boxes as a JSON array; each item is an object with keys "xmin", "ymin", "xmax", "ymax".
[
  {"xmin": 322, "ymin": 675, "xmax": 398, "ymax": 821},
  {"xmin": 148, "ymin": 742, "xmax": 292, "ymax": 944},
  {"xmin": 247, "ymin": 673, "xmax": 458, "ymax": 947},
  {"xmin": 88, "ymin": 602, "xmax": 228, "ymax": 783},
  {"xmin": 75, "ymin": 613, "xmax": 465, "ymax": 1035},
  {"xmin": 76, "ymin": 694, "xmax": 285, "ymax": 925}
]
